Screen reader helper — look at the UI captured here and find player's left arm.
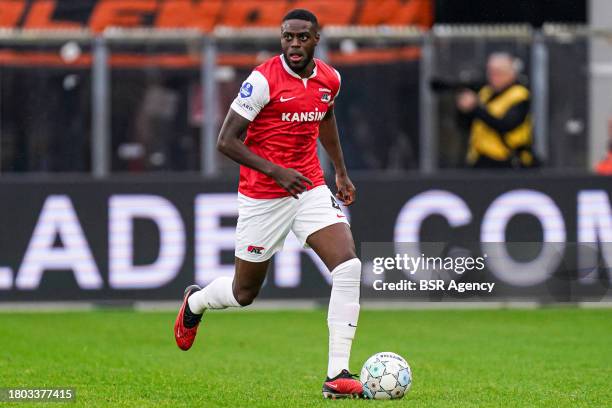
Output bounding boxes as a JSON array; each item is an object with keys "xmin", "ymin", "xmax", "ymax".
[{"xmin": 319, "ymin": 106, "xmax": 356, "ymax": 206}]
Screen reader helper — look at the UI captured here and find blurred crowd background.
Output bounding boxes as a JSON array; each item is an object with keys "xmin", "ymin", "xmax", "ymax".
[{"xmin": 1, "ymin": 0, "xmax": 610, "ymax": 175}]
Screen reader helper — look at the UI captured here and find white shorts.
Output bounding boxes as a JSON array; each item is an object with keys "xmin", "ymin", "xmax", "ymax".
[{"xmin": 235, "ymin": 185, "xmax": 350, "ymax": 262}]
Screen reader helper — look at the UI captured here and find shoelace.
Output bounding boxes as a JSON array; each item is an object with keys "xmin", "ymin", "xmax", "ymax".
[
  {"xmin": 183, "ymin": 310, "xmax": 202, "ymax": 329},
  {"xmin": 182, "ymin": 292, "xmax": 203, "ymax": 328},
  {"xmin": 331, "ymin": 370, "xmax": 360, "ymax": 381}
]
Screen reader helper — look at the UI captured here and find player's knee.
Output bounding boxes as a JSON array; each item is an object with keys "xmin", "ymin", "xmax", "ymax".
[
  {"xmin": 331, "ymin": 256, "xmax": 360, "ymax": 274},
  {"xmin": 233, "ymin": 286, "xmax": 259, "ymax": 306},
  {"xmin": 333, "ymin": 247, "xmax": 358, "ymax": 269}
]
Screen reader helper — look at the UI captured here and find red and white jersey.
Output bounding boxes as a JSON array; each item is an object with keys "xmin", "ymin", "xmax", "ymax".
[{"xmin": 230, "ymin": 55, "xmax": 341, "ymax": 199}]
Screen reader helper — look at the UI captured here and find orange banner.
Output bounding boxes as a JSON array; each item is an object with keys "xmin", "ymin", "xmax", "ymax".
[{"xmin": 0, "ymin": 0, "xmax": 433, "ymax": 31}]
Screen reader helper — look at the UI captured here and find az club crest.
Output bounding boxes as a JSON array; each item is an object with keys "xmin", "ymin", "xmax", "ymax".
[{"xmin": 247, "ymin": 245, "xmax": 265, "ymax": 254}]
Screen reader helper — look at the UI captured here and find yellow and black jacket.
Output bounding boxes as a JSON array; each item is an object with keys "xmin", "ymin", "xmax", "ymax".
[{"xmin": 467, "ymin": 83, "xmax": 536, "ymax": 168}]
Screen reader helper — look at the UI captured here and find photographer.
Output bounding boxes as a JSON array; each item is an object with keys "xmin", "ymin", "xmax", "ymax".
[{"xmin": 456, "ymin": 53, "xmax": 537, "ymax": 169}]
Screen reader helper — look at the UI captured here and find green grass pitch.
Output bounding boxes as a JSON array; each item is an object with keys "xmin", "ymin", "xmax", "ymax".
[{"xmin": 0, "ymin": 307, "xmax": 611, "ymax": 407}]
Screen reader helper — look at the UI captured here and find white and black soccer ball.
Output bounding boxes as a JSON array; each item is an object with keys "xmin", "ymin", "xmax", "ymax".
[{"xmin": 360, "ymin": 352, "xmax": 412, "ymax": 400}]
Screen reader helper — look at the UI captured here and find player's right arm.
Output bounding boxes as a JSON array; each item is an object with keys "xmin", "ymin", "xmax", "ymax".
[{"xmin": 217, "ymin": 71, "xmax": 312, "ymax": 198}]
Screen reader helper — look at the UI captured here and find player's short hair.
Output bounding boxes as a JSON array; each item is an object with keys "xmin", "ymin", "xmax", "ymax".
[{"xmin": 282, "ymin": 9, "xmax": 319, "ymax": 30}]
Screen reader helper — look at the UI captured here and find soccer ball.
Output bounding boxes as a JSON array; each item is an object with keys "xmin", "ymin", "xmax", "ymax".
[{"xmin": 360, "ymin": 352, "xmax": 412, "ymax": 400}]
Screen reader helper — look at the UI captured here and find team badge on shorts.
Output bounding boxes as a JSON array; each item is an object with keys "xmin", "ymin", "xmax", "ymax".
[{"xmin": 247, "ymin": 245, "xmax": 265, "ymax": 255}]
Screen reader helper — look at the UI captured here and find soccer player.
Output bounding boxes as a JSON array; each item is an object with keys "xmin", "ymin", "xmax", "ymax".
[{"xmin": 174, "ymin": 9, "xmax": 363, "ymax": 399}]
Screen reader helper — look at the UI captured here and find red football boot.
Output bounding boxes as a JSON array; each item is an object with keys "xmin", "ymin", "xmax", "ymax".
[
  {"xmin": 174, "ymin": 285, "xmax": 203, "ymax": 351},
  {"xmin": 322, "ymin": 369, "xmax": 364, "ymax": 399}
]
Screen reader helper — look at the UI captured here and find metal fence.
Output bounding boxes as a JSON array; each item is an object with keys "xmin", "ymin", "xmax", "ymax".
[{"xmin": 0, "ymin": 24, "xmax": 600, "ymax": 175}]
